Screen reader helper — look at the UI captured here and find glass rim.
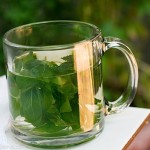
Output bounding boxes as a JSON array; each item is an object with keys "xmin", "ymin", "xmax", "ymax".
[{"xmin": 3, "ymin": 20, "xmax": 101, "ymax": 50}]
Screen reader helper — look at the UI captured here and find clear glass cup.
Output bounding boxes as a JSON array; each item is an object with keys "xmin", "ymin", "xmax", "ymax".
[{"xmin": 3, "ymin": 21, "xmax": 138, "ymax": 148}]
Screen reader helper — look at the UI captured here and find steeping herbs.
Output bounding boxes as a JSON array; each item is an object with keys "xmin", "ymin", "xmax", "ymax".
[
  {"xmin": 8, "ymin": 51, "xmax": 80, "ymax": 135},
  {"xmin": 7, "ymin": 51, "xmax": 102, "ymax": 136}
]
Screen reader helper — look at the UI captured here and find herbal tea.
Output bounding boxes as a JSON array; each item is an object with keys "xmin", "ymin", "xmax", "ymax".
[
  {"xmin": 7, "ymin": 51, "xmax": 104, "ymax": 136},
  {"xmin": 3, "ymin": 21, "xmax": 138, "ymax": 148}
]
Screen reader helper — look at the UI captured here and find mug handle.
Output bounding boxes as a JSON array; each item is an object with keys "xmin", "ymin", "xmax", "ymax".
[{"xmin": 103, "ymin": 37, "xmax": 138, "ymax": 114}]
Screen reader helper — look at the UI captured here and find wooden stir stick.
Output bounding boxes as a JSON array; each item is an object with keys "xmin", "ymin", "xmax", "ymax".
[{"xmin": 74, "ymin": 41, "xmax": 95, "ymax": 132}]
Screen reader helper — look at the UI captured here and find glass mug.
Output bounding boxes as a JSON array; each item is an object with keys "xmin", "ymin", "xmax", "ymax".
[{"xmin": 3, "ymin": 21, "xmax": 138, "ymax": 148}]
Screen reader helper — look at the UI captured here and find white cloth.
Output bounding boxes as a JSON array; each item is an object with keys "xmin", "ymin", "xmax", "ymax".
[{"xmin": 0, "ymin": 75, "xmax": 149, "ymax": 150}]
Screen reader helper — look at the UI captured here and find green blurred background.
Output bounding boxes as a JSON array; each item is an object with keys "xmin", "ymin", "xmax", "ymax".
[{"xmin": 1, "ymin": 0, "xmax": 150, "ymax": 108}]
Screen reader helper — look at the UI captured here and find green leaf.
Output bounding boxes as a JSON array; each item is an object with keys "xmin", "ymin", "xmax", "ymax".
[
  {"xmin": 7, "ymin": 71, "xmax": 20, "ymax": 98},
  {"xmin": 41, "ymin": 85, "xmax": 56, "ymax": 111},
  {"xmin": 15, "ymin": 75, "xmax": 37, "ymax": 90},
  {"xmin": 9, "ymin": 96, "xmax": 20, "ymax": 119},
  {"xmin": 60, "ymin": 98, "xmax": 72, "ymax": 113},
  {"xmin": 32, "ymin": 123, "xmax": 70, "ymax": 136},
  {"xmin": 14, "ymin": 51, "xmax": 36, "ymax": 73},
  {"xmin": 56, "ymin": 55, "xmax": 75, "ymax": 75},
  {"xmin": 61, "ymin": 111, "xmax": 80, "ymax": 130},
  {"xmin": 51, "ymin": 76, "xmax": 67, "ymax": 86},
  {"xmin": 20, "ymin": 86, "xmax": 43, "ymax": 126},
  {"xmin": 60, "ymin": 81, "xmax": 77, "ymax": 99}
]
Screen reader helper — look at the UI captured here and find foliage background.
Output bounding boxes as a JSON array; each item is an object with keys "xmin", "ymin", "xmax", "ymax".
[{"xmin": 0, "ymin": 0, "xmax": 150, "ymax": 108}]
